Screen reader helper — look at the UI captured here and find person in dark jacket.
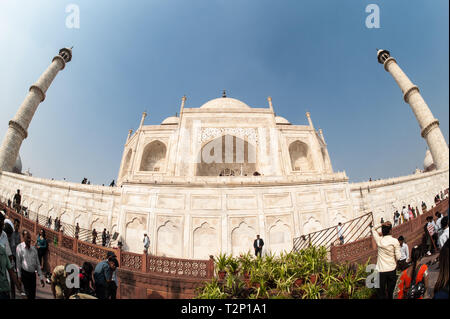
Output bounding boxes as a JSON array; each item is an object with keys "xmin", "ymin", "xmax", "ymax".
[{"xmin": 253, "ymin": 235, "xmax": 264, "ymax": 257}]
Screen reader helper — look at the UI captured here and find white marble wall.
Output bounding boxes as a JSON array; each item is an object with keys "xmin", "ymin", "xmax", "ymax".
[{"xmin": 1, "ymin": 168, "xmax": 448, "ymax": 259}]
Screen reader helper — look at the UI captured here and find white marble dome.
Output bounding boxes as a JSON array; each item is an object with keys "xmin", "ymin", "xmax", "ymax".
[
  {"xmin": 423, "ymin": 149, "xmax": 434, "ymax": 171},
  {"xmin": 200, "ymin": 97, "xmax": 251, "ymax": 109},
  {"xmin": 161, "ymin": 116, "xmax": 179, "ymax": 125},
  {"xmin": 275, "ymin": 116, "xmax": 291, "ymax": 125}
]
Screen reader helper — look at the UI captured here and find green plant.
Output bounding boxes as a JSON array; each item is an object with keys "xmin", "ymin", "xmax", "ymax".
[
  {"xmin": 195, "ymin": 278, "xmax": 228, "ymax": 299},
  {"xmin": 215, "ymin": 253, "xmax": 229, "ymax": 273},
  {"xmin": 226, "ymin": 256, "xmax": 239, "ymax": 275},
  {"xmin": 301, "ymin": 282, "xmax": 322, "ymax": 299}
]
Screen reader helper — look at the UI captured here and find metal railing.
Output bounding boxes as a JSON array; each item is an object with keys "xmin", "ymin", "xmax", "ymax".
[{"xmin": 292, "ymin": 211, "xmax": 374, "ymax": 252}]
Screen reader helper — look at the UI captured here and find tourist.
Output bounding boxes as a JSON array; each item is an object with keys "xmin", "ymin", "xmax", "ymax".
[
  {"xmin": 143, "ymin": 233, "xmax": 150, "ymax": 254},
  {"xmin": 106, "ymin": 251, "xmax": 118, "ymax": 299},
  {"xmin": 411, "ymin": 207, "xmax": 417, "ymax": 218},
  {"xmin": 81, "ymin": 178, "xmax": 87, "ymax": 184},
  {"xmin": 54, "ymin": 217, "xmax": 58, "ymax": 231},
  {"xmin": 0, "ymin": 244, "xmax": 21, "ymax": 299},
  {"xmin": 109, "ymin": 180, "xmax": 115, "ymax": 187},
  {"xmin": 426, "ymin": 216, "xmax": 438, "ymax": 254},
  {"xmin": 106, "ymin": 231, "xmax": 111, "ymax": 247},
  {"xmin": 422, "ymin": 201, "xmax": 427, "ymax": 212},
  {"xmin": 75, "ymin": 223, "xmax": 80, "ymax": 239},
  {"xmin": 9, "ymin": 219, "xmax": 21, "ymax": 264},
  {"xmin": 16, "ymin": 230, "xmax": 45, "ymax": 299},
  {"xmin": 337, "ymin": 222, "xmax": 344, "ymax": 245},
  {"xmin": 402, "ymin": 206, "xmax": 409, "ymax": 223},
  {"xmin": 253, "ymin": 235, "xmax": 264, "ymax": 257},
  {"xmin": 79, "ymin": 261, "xmax": 95, "ymax": 295},
  {"xmin": 92, "ymin": 229, "xmax": 97, "ymax": 245},
  {"xmin": 0, "ymin": 214, "xmax": 12, "ymax": 258},
  {"xmin": 393, "ymin": 211, "xmax": 400, "ymax": 226},
  {"xmin": 102, "ymin": 229, "xmax": 107, "ymax": 247},
  {"xmin": 7, "ymin": 199, "xmax": 11, "ymax": 208},
  {"xmin": 435, "ymin": 212, "xmax": 443, "ymax": 233},
  {"xmin": 13, "ymin": 190, "xmax": 21, "ymax": 213},
  {"xmin": 393, "ymin": 246, "xmax": 429, "ymax": 299},
  {"xmin": 408, "ymin": 205, "xmax": 414, "ymax": 220},
  {"xmin": 36, "ymin": 229, "xmax": 48, "ymax": 272},
  {"xmin": 397, "ymin": 236, "xmax": 409, "ymax": 271},
  {"xmin": 47, "ymin": 216, "xmax": 52, "ymax": 228},
  {"xmin": 438, "ymin": 216, "xmax": 448, "ymax": 249},
  {"xmin": 433, "ymin": 240, "xmax": 449, "ymax": 299},
  {"xmin": 94, "ymin": 256, "xmax": 118, "ymax": 299},
  {"xmin": 370, "ymin": 221, "xmax": 401, "ymax": 299},
  {"xmin": 50, "ymin": 264, "xmax": 74, "ymax": 299}
]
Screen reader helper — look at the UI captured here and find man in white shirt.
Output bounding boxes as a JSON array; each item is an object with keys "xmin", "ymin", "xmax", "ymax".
[
  {"xmin": 402, "ymin": 206, "xmax": 409, "ymax": 223},
  {"xmin": 0, "ymin": 215, "xmax": 12, "ymax": 257},
  {"xmin": 370, "ymin": 221, "xmax": 401, "ymax": 299},
  {"xmin": 397, "ymin": 236, "xmax": 409, "ymax": 270},
  {"xmin": 143, "ymin": 233, "xmax": 150, "ymax": 254},
  {"xmin": 16, "ymin": 230, "xmax": 45, "ymax": 299},
  {"xmin": 253, "ymin": 235, "xmax": 264, "ymax": 257},
  {"xmin": 337, "ymin": 222, "xmax": 344, "ymax": 245},
  {"xmin": 435, "ymin": 212, "xmax": 443, "ymax": 233},
  {"xmin": 438, "ymin": 216, "xmax": 448, "ymax": 248}
]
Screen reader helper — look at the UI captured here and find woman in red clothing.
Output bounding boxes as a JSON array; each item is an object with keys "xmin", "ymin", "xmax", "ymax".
[{"xmin": 393, "ymin": 246, "xmax": 429, "ymax": 299}]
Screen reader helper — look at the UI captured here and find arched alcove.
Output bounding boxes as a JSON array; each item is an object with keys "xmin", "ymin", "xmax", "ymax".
[
  {"xmin": 289, "ymin": 140, "xmax": 314, "ymax": 172},
  {"xmin": 269, "ymin": 220, "xmax": 292, "ymax": 255},
  {"xmin": 121, "ymin": 149, "xmax": 132, "ymax": 178},
  {"xmin": 156, "ymin": 220, "xmax": 182, "ymax": 257},
  {"xmin": 140, "ymin": 141, "xmax": 167, "ymax": 172},
  {"xmin": 231, "ymin": 222, "xmax": 255, "ymax": 256},
  {"xmin": 193, "ymin": 222, "xmax": 218, "ymax": 259},
  {"xmin": 196, "ymin": 135, "xmax": 257, "ymax": 176},
  {"xmin": 125, "ymin": 216, "xmax": 146, "ymax": 253}
]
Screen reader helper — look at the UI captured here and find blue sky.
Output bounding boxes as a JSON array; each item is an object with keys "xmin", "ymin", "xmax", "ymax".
[{"xmin": 0, "ymin": 0, "xmax": 448, "ymax": 184}]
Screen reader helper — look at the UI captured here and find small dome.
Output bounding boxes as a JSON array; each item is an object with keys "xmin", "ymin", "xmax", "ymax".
[
  {"xmin": 12, "ymin": 155, "xmax": 22, "ymax": 174},
  {"xmin": 200, "ymin": 97, "xmax": 251, "ymax": 109},
  {"xmin": 423, "ymin": 149, "xmax": 435, "ymax": 171},
  {"xmin": 275, "ymin": 116, "xmax": 291, "ymax": 125},
  {"xmin": 161, "ymin": 116, "xmax": 179, "ymax": 125}
]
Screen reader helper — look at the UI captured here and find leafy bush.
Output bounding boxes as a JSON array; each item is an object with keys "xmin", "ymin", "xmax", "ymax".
[{"xmin": 196, "ymin": 247, "xmax": 374, "ymax": 299}]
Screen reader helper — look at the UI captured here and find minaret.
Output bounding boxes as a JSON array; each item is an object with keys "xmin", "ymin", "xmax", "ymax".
[
  {"xmin": 139, "ymin": 111, "xmax": 147, "ymax": 129},
  {"xmin": 377, "ymin": 49, "xmax": 449, "ymax": 170},
  {"xmin": 179, "ymin": 95, "xmax": 186, "ymax": 116},
  {"xmin": 126, "ymin": 129, "xmax": 133, "ymax": 142},
  {"xmin": 267, "ymin": 96, "xmax": 274, "ymax": 112},
  {"xmin": 0, "ymin": 47, "xmax": 72, "ymax": 172},
  {"xmin": 306, "ymin": 112, "xmax": 315, "ymax": 129}
]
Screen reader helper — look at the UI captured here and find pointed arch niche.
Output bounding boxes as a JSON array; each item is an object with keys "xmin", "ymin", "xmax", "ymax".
[
  {"xmin": 196, "ymin": 135, "xmax": 257, "ymax": 176},
  {"xmin": 140, "ymin": 140, "xmax": 167, "ymax": 172},
  {"xmin": 289, "ymin": 140, "xmax": 314, "ymax": 172}
]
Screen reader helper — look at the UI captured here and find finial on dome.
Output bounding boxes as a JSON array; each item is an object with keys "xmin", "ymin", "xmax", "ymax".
[{"xmin": 222, "ymin": 90, "xmax": 227, "ymax": 98}]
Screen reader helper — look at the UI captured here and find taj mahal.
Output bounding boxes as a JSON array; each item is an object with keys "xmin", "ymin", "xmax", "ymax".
[{"xmin": 0, "ymin": 48, "xmax": 448, "ymax": 259}]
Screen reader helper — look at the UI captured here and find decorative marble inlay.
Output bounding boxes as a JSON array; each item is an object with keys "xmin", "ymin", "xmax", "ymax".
[{"xmin": 198, "ymin": 128, "xmax": 258, "ymax": 144}]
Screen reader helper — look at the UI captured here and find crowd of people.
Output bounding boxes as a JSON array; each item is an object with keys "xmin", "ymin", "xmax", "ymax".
[
  {"xmin": 370, "ymin": 203, "xmax": 449, "ymax": 299},
  {"xmin": 0, "ymin": 207, "xmax": 120, "ymax": 299}
]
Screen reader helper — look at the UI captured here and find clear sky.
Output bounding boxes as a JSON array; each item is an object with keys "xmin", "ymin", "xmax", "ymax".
[{"xmin": 0, "ymin": 0, "xmax": 448, "ymax": 184}]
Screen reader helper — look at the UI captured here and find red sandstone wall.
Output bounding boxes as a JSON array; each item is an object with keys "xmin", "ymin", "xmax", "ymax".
[{"xmin": 1, "ymin": 203, "xmax": 214, "ymax": 299}]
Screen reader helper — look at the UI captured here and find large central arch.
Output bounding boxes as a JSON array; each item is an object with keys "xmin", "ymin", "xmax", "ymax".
[{"xmin": 196, "ymin": 135, "xmax": 257, "ymax": 176}]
